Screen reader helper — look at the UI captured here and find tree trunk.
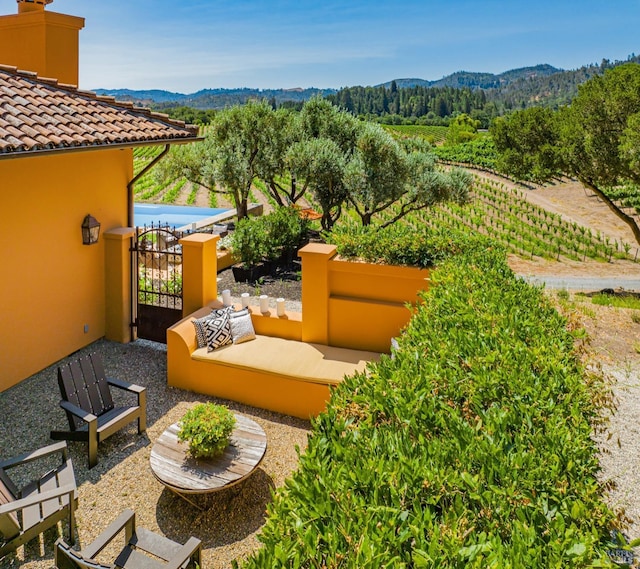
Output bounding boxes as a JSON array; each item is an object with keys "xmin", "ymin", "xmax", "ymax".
[
  {"xmin": 237, "ymin": 199, "xmax": 248, "ymax": 220},
  {"xmin": 361, "ymin": 212, "xmax": 372, "ymax": 226},
  {"xmin": 581, "ymin": 179, "xmax": 640, "ymax": 246},
  {"xmin": 268, "ymin": 182, "xmax": 285, "ymax": 207}
]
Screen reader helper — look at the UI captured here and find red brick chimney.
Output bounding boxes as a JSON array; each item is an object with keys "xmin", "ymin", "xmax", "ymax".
[{"xmin": 0, "ymin": 0, "xmax": 85, "ymax": 85}]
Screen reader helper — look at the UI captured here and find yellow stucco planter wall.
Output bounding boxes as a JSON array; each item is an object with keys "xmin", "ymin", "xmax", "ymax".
[
  {"xmin": 216, "ymin": 248, "xmax": 236, "ymax": 271},
  {"xmin": 170, "ymin": 242, "xmax": 428, "ymax": 417},
  {"xmin": 300, "ymin": 244, "xmax": 430, "ymax": 353}
]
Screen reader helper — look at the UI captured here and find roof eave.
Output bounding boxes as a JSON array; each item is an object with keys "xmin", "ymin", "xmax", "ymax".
[{"xmin": 0, "ymin": 135, "xmax": 204, "ymax": 161}]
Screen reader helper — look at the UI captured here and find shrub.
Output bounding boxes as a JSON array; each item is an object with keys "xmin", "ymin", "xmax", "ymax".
[
  {"xmin": 326, "ymin": 222, "xmax": 496, "ymax": 268},
  {"xmin": 229, "ymin": 217, "xmax": 269, "ymax": 268},
  {"xmin": 263, "ymin": 206, "xmax": 310, "ymax": 261},
  {"xmin": 237, "ymin": 246, "xmax": 617, "ymax": 568},
  {"xmin": 230, "ymin": 208, "xmax": 310, "ymax": 266},
  {"xmin": 177, "ymin": 403, "xmax": 236, "ymax": 459}
]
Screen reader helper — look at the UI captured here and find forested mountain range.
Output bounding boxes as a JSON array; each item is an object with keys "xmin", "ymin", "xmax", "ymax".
[
  {"xmin": 95, "ymin": 53, "xmax": 639, "ymax": 127},
  {"xmin": 95, "ymin": 64, "xmax": 561, "ymax": 109},
  {"xmin": 328, "ymin": 54, "xmax": 640, "ymax": 126},
  {"xmin": 378, "ymin": 64, "xmax": 561, "ymax": 90},
  {"xmin": 93, "ymin": 86, "xmax": 336, "ymax": 109}
]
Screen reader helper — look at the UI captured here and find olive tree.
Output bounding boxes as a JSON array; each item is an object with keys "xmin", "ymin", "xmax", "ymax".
[
  {"xmin": 287, "ymin": 137, "xmax": 348, "ymax": 231},
  {"xmin": 344, "ymin": 123, "xmax": 409, "ymax": 226},
  {"xmin": 208, "ymin": 100, "xmax": 279, "ymax": 219},
  {"xmin": 155, "ymin": 100, "xmax": 279, "ymax": 220},
  {"xmin": 491, "ymin": 63, "xmax": 640, "ymax": 245},
  {"xmin": 344, "ymin": 122, "xmax": 471, "ymax": 227},
  {"xmin": 154, "ymin": 136, "xmax": 217, "ymax": 195},
  {"xmin": 297, "ymin": 97, "xmax": 360, "ymax": 154},
  {"xmin": 254, "ymin": 107, "xmax": 308, "ymax": 207}
]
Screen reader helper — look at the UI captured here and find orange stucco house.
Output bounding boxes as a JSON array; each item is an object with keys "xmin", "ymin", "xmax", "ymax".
[{"xmin": 0, "ymin": 0, "xmax": 200, "ymax": 391}]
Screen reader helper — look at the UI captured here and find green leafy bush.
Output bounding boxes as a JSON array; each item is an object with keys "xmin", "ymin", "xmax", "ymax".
[
  {"xmin": 230, "ymin": 217, "xmax": 269, "ymax": 268},
  {"xmin": 263, "ymin": 206, "xmax": 310, "ymax": 262},
  {"xmin": 238, "ymin": 246, "xmax": 618, "ymax": 568},
  {"xmin": 326, "ymin": 222, "xmax": 495, "ymax": 268},
  {"xmin": 177, "ymin": 403, "xmax": 236, "ymax": 459},
  {"xmin": 230, "ymin": 208, "xmax": 310, "ymax": 266}
]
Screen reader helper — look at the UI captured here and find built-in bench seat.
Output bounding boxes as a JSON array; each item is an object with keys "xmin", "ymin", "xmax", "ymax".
[{"xmin": 167, "ymin": 305, "xmax": 380, "ymax": 419}]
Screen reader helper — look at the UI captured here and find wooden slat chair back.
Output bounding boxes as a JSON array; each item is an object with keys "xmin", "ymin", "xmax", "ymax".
[
  {"xmin": 59, "ymin": 356, "xmax": 115, "ymax": 431},
  {"xmin": 59, "ymin": 358, "xmax": 112, "ymax": 430},
  {"xmin": 0, "ymin": 474, "xmax": 20, "ymax": 542},
  {"xmin": 55, "ymin": 509, "xmax": 202, "ymax": 569},
  {"xmin": 51, "ymin": 353, "xmax": 147, "ymax": 468},
  {"xmin": 0, "ymin": 442, "xmax": 77, "ymax": 560},
  {"xmin": 54, "ymin": 543, "xmax": 110, "ymax": 569}
]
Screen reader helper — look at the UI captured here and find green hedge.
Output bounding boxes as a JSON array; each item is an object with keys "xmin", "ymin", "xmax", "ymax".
[
  {"xmin": 325, "ymin": 223, "xmax": 491, "ymax": 268},
  {"xmin": 238, "ymin": 247, "xmax": 618, "ymax": 568}
]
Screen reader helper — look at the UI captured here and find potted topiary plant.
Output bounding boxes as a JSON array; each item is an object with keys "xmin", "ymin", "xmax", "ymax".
[
  {"xmin": 177, "ymin": 402, "xmax": 237, "ymax": 459},
  {"xmin": 229, "ymin": 217, "xmax": 270, "ymax": 282},
  {"xmin": 264, "ymin": 206, "xmax": 310, "ymax": 270}
]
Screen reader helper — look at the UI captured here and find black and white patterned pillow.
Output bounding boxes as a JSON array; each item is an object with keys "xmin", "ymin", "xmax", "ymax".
[
  {"xmin": 204, "ymin": 310, "xmax": 233, "ymax": 351},
  {"xmin": 192, "ymin": 308, "xmax": 231, "ymax": 348}
]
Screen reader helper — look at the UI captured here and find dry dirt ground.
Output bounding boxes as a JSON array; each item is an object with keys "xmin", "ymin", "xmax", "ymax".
[{"xmin": 497, "ymin": 176, "xmax": 640, "ymax": 279}]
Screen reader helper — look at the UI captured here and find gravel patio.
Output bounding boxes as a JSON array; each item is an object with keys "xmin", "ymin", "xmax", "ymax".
[{"xmin": 0, "ymin": 338, "xmax": 310, "ymax": 569}]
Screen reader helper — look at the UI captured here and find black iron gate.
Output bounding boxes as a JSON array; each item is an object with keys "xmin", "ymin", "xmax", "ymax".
[{"xmin": 132, "ymin": 225, "xmax": 184, "ymax": 343}]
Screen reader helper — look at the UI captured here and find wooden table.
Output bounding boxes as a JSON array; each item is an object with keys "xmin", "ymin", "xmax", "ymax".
[{"xmin": 150, "ymin": 413, "xmax": 267, "ymax": 507}]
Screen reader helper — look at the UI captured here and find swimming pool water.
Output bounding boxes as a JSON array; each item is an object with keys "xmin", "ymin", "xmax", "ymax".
[{"xmin": 134, "ymin": 203, "xmax": 231, "ymax": 228}]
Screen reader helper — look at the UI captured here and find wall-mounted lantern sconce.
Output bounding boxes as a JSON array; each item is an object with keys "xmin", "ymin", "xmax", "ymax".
[{"xmin": 81, "ymin": 214, "xmax": 101, "ymax": 245}]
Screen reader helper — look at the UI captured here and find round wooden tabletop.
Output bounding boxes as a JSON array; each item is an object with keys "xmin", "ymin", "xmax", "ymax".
[{"xmin": 150, "ymin": 413, "xmax": 267, "ymax": 495}]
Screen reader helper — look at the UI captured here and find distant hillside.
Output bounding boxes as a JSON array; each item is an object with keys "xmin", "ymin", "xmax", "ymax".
[
  {"xmin": 486, "ymin": 55, "xmax": 640, "ymax": 109},
  {"xmin": 92, "ymin": 65, "xmax": 562, "ymax": 109},
  {"xmin": 380, "ymin": 65, "xmax": 561, "ymax": 90},
  {"xmin": 94, "ymin": 87, "xmax": 337, "ymax": 110},
  {"xmin": 95, "ymin": 55, "xmax": 639, "ymax": 119},
  {"xmin": 93, "ymin": 88, "xmax": 186, "ymax": 103},
  {"xmin": 328, "ymin": 55, "xmax": 640, "ymax": 127}
]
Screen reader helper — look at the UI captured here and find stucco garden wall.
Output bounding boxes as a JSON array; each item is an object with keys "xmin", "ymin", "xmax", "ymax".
[{"xmin": 300, "ymin": 243, "xmax": 430, "ymax": 353}]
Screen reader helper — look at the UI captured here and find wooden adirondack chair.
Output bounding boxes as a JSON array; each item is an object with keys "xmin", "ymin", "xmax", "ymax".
[
  {"xmin": 0, "ymin": 441, "xmax": 77, "ymax": 559},
  {"xmin": 50, "ymin": 353, "xmax": 147, "ymax": 468},
  {"xmin": 55, "ymin": 509, "xmax": 202, "ymax": 569}
]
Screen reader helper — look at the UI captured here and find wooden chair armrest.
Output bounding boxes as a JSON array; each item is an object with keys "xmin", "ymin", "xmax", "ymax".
[
  {"xmin": 0, "ymin": 441, "xmax": 69, "ymax": 470},
  {"xmin": 107, "ymin": 377, "xmax": 146, "ymax": 394},
  {"xmin": 164, "ymin": 537, "xmax": 202, "ymax": 569},
  {"xmin": 0, "ymin": 482, "xmax": 76, "ymax": 515},
  {"xmin": 60, "ymin": 400, "xmax": 98, "ymax": 424},
  {"xmin": 82, "ymin": 508, "xmax": 135, "ymax": 559}
]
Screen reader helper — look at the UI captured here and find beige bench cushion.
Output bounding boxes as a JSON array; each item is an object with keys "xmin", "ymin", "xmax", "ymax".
[{"xmin": 192, "ymin": 335, "xmax": 379, "ymax": 385}]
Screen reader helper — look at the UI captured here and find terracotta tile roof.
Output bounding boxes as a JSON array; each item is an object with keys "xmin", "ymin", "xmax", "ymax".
[{"xmin": 0, "ymin": 64, "xmax": 200, "ymax": 157}]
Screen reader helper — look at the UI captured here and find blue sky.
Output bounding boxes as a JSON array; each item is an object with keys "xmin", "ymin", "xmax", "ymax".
[{"xmin": 17, "ymin": 0, "xmax": 640, "ymax": 92}]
